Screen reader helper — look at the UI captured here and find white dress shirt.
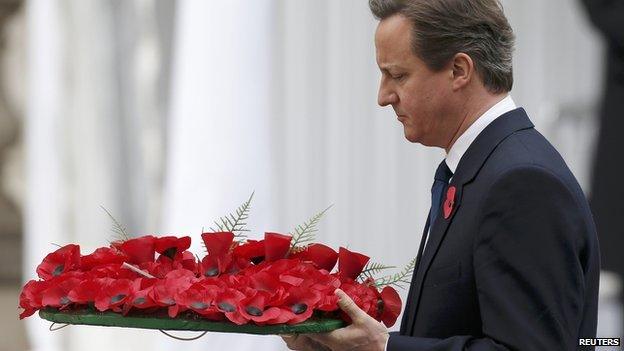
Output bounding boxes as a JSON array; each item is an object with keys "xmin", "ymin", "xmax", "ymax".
[{"xmin": 445, "ymin": 95, "xmax": 517, "ymax": 174}]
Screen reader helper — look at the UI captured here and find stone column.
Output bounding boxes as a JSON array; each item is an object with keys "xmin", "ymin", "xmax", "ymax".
[{"xmin": 0, "ymin": 0, "xmax": 23, "ymax": 284}]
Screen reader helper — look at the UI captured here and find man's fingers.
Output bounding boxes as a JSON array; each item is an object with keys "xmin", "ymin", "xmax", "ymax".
[
  {"xmin": 301, "ymin": 333, "xmax": 334, "ymax": 351},
  {"xmin": 306, "ymin": 330, "xmax": 340, "ymax": 345},
  {"xmin": 335, "ymin": 289, "xmax": 366, "ymax": 322},
  {"xmin": 281, "ymin": 334, "xmax": 328, "ymax": 351},
  {"xmin": 281, "ymin": 334, "xmax": 304, "ymax": 350},
  {"xmin": 306, "ymin": 331, "xmax": 329, "ymax": 344}
]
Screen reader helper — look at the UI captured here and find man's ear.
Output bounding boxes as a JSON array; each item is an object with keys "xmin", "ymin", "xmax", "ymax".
[{"xmin": 451, "ymin": 53, "xmax": 474, "ymax": 91}]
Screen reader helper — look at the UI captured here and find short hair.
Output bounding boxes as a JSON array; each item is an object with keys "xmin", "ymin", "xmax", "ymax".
[{"xmin": 370, "ymin": 0, "xmax": 515, "ymax": 94}]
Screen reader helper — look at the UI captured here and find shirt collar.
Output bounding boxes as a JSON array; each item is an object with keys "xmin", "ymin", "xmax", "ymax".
[{"xmin": 445, "ymin": 95, "xmax": 517, "ymax": 174}]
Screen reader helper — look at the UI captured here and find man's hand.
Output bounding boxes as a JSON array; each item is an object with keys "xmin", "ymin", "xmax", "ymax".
[
  {"xmin": 281, "ymin": 334, "xmax": 332, "ymax": 351},
  {"xmin": 281, "ymin": 289, "xmax": 389, "ymax": 351}
]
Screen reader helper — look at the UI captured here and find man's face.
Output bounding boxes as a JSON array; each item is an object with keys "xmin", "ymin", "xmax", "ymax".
[{"xmin": 375, "ymin": 14, "xmax": 456, "ymax": 147}]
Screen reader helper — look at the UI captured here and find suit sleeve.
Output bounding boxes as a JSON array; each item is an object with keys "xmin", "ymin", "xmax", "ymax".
[
  {"xmin": 387, "ymin": 166, "xmax": 591, "ymax": 350},
  {"xmin": 580, "ymin": 0, "xmax": 624, "ymax": 48}
]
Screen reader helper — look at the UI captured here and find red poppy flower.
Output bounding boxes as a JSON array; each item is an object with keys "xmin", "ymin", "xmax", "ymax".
[
  {"xmin": 279, "ymin": 273, "xmax": 304, "ymax": 287},
  {"xmin": 264, "ymin": 258, "xmax": 300, "ymax": 276},
  {"xmin": 264, "ymin": 232, "xmax": 292, "ymax": 262},
  {"xmin": 289, "ymin": 244, "xmax": 338, "ymax": 272},
  {"xmin": 338, "ymin": 282, "xmax": 379, "ymax": 322},
  {"xmin": 87, "ymin": 263, "xmax": 136, "ymax": 280},
  {"xmin": 283, "ymin": 287, "xmax": 322, "ymax": 324},
  {"xmin": 36, "ymin": 244, "xmax": 81, "ymax": 280},
  {"xmin": 149, "ymin": 269, "xmax": 197, "ymax": 312},
  {"xmin": 41, "ymin": 274, "xmax": 83, "ymax": 309},
  {"xmin": 162, "ymin": 269, "xmax": 201, "ymax": 318},
  {"xmin": 19, "ymin": 280, "xmax": 50, "ymax": 319},
  {"xmin": 154, "ymin": 235, "xmax": 191, "ymax": 260},
  {"xmin": 121, "ymin": 278, "xmax": 158, "ymax": 315},
  {"xmin": 309, "ymin": 271, "xmax": 341, "ymax": 293},
  {"xmin": 247, "ymin": 271, "xmax": 289, "ymax": 307},
  {"xmin": 201, "ymin": 232, "xmax": 234, "ymax": 256},
  {"xmin": 67, "ymin": 278, "xmax": 107, "ymax": 304},
  {"xmin": 226, "ymin": 257, "xmax": 254, "ymax": 274},
  {"xmin": 81, "ymin": 247, "xmax": 127, "ymax": 271},
  {"xmin": 176, "ymin": 251, "xmax": 199, "ymax": 273},
  {"xmin": 150, "ymin": 251, "xmax": 199, "ymax": 277},
  {"xmin": 215, "ymin": 288, "xmax": 247, "ymax": 325},
  {"xmin": 95, "ymin": 278, "xmax": 134, "ymax": 312},
  {"xmin": 238, "ymin": 290, "xmax": 283, "ymax": 324},
  {"xmin": 248, "ymin": 271, "xmax": 278, "ymax": 291},
  {"xmin": 112, "ymin": 235, "xmax": 156, "ymax": 265},
  {"xmin": 308, "ymin": 272, "xmax": 341, "ymax": 311},
  {"xmin": 337, "ymin": 247, "xmax": 369, "ymax": 280},
  {"xmin": 316, "ymin": 292, "xmax": 340, "ymax": 312},
  {"xmin": 444, "ymin": 186, "xmax": 456, "ymax": 219},
  {"xmin": 140, "ymin": 260, "xmax": 174, "ymax": 279},
  {"xmin": 233, "ymin": 239, "xmax": 265, "ymax": 263},
  {"xmin": 174, "ymin": 281, "xmax": 223, "ymax": 320},
  {"xmin": 272, "ymin": 286, "xmax": 322, "ymax": 325},
  {"xmin": 200, "ymin": 254, "xmax": 232, "ymax": 278},
  {"xmin": 379, "ymin": 286, "xmax": 401, "ymax": 327}
]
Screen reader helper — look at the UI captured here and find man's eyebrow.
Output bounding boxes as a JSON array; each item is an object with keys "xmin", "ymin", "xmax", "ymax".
[{"xmin": 378, "ymin": 64, "xmax": 402, "ymax": 71}]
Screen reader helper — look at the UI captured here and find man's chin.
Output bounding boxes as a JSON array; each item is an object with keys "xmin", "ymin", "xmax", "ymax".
[
  {"xmin": 403, "ymin": 130, "xmax": 421, "ymax": 144},
  {"xmin": 404, "ymin": 131, "xmax": 437, "ymax": 147}
]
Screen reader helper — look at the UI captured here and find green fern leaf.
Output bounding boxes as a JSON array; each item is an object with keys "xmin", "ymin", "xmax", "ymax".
[
  {"xmin": 358, "ymin": 262, "xmax": 396, "ymax": 282},
  {"xmin": 208, "ymin": 192, "xmax": 254, "ymax": 239},
  {"xmin": 290, "ymin": 205, "xmax": 333, "ymax": 249},
  {"xmin": 374, "ymin": 257, "xmax": 417, "ymax": 289},
  {"xmin": 100, "ymin": 206, "xmax": 129, "ymax": 242}
]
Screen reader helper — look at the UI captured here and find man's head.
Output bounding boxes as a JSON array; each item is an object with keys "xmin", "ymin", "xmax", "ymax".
[{"xmin": 371, "ymin": 0, "xmax": 514, "ymax": 148}]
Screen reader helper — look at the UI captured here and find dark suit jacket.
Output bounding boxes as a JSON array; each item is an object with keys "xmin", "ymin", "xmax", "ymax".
[{"xmin": 388, "ymin": 108, "xmax": 600, "ymax": 350}]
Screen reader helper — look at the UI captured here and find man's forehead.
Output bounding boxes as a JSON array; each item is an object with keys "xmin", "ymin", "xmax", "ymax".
[
  {"xmin": 375, "ymin": 14, "xmax": 412, "ymax": 45},
  {"xmin": 375, "ymin": 15, "xmax": 414, "ymax": 67}
]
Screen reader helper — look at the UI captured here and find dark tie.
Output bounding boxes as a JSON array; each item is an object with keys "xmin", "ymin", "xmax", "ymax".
[
  {"xmin": 416, "ymin": 160, "xmax": 453, "ymax": 261},
  {"xmin": 429, "ymin": 160, "xmax": 453, "ymax": 229}
]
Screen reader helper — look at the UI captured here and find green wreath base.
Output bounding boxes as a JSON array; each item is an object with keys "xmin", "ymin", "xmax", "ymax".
[{"xmin": 39, "ymin": 308, "xmax": 346, "ymax": 335}]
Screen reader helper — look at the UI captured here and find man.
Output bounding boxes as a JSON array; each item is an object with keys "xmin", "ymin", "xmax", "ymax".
[{"xmin": 282, "ymin": 0, "xmax": 599, "ymax": 350}]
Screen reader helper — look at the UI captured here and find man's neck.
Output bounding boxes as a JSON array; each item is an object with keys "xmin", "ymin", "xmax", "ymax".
[{"xmin": 444, "ymin": 93, "xmax": 507, "ymax": 153}]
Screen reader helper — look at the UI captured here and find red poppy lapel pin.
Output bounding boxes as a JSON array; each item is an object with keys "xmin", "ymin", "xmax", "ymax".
[{"xmin": 443, "ymin": 186, "xmax": 456, "ymax": 219}]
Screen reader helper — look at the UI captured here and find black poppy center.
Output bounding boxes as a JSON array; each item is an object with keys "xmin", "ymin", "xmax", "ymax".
[
  {"xmin": 111, "ymin": 294, "xmax": 126, "ymax": 303},
  {"xmin": 251, "ymin": 256, "xmax": 265, "ymax": 265},
  {"xmin": 191, "ymin": 302, "xmax": 209, "ymax": 309},
  {"xmin": 245, "ymin": 306, "xmax": 263, "ymax": 317},
  {"xmin": 205, "ymin": 267, "xmax": 219, "ymax": 277},
  {"xmin": 217, "ymin": 302, "xmax": 236, "ymax": 312},
  {"xmin": 60, "ymin": 296, "xmax": 71, "ymax": 305},
  {"xmin": 52, "ymin": 264, "xmax": 65, "ymax": 277},
  {"xmin": 162, "ymin": 247, "xmax": 178, "ymax": 259},
  {"xmin": 291, "ymin": 303, "xmax": 308, "ymax": 315},
  {"xmin": 133, "ymin": 297, "xmax": 146, "ymax": 305}
]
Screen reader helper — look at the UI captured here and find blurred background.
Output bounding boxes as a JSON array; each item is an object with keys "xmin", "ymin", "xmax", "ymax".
[{"xmin": 0, "ymin": 0, "xmax": 621, "ymax": 350}]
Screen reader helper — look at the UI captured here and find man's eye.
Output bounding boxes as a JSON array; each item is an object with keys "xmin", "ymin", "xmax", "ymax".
[{"xmin": 392, "ymin": 74, "xmax": 405, "ymax": 81}]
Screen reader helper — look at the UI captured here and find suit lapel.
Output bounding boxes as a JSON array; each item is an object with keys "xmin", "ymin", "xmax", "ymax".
[
  {"xmin": 401, "ymin": 213, "xmax": 431, "ymax": 334},
  {"xmin": 404, "ymin": 185, "xmax": 463, "ymax": 333},
  {"xmin": 402, "ymin": 108, "xmax": 535, "ymax": 335}
]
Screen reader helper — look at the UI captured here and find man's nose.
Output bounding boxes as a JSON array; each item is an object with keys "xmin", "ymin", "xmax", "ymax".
[{"xmin": 377, "ymin": 81, "xmax": 398, "ymax": 107}]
